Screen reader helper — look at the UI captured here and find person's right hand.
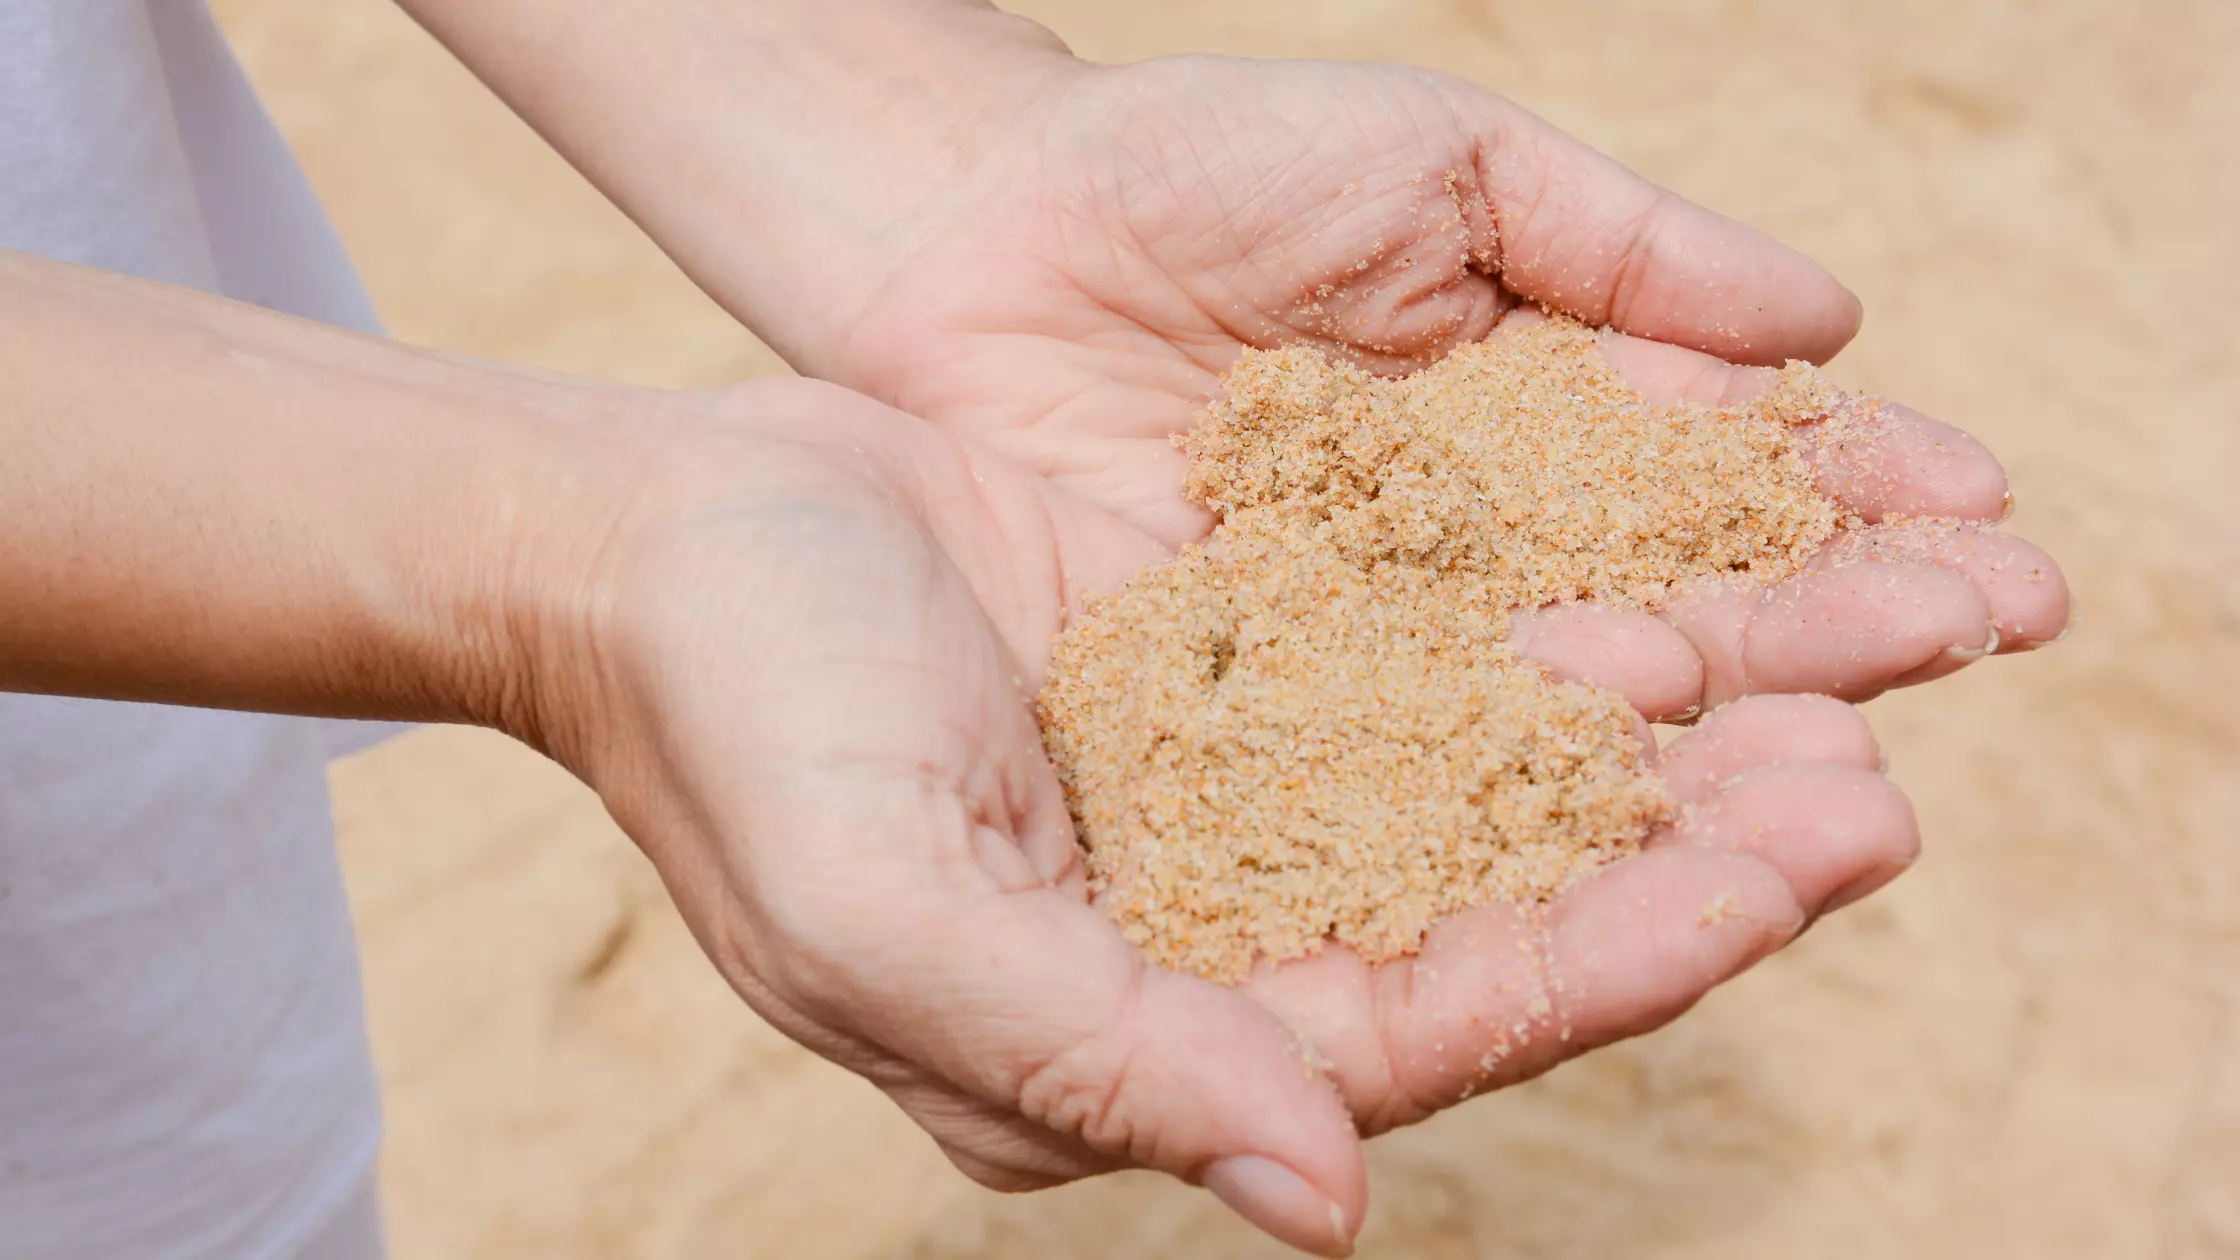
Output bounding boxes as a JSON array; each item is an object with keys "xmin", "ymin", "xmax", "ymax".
[
  {"xmin": 530, "ymin": 380, "xmax": 1922, "ymax": 1255},
  {"xmin": 0, "ymin": 243, "xmax": 1919, "ymax": 1256}
]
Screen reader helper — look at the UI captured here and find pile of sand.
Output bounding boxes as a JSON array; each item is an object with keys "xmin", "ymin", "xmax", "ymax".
[{"xmin": 1039, "ymin": 317, "xmax": 1849, "ymax": 983}]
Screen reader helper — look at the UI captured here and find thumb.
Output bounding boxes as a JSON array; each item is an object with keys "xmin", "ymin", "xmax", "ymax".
[
  {"xmin": 824, "ymin": 869, "xmax": 1368, "ymax": 1255},
  {"xmin": 1429, "ymin": 72, "xmax": 1862, "ymax": 366}
]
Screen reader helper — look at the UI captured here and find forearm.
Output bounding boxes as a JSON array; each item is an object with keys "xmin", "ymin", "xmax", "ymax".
[
  {"xmin": 391, "ymin": 0, "xmax": 1078, "ymax": 367},
  {"xmin": 0, "ymin": 248, "xmax": 643, "ymax": 737}
]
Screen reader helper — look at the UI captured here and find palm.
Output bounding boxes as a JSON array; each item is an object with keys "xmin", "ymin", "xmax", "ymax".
[{"xmin": 831, "ymin": 57, "xmax": 2068, "ymax": 717}]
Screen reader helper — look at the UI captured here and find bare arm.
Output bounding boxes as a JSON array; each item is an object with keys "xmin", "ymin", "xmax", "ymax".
[{"xmin": 0, "ymin": 247, "xmax": 628, "ymax": 733}]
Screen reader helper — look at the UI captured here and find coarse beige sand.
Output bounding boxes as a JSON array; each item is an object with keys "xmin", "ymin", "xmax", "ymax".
[
  {"xmin": 1183, "ymin": 321, "xmax": 1847, "ymax": 613},
  {"xmin": 1040, "ymin": 509, "xmax": 1668, "ymax": 984},
  {"xmin": 1040, "ymin": 317, "xmax": 1856, "ymax": 982},
  {"xmin": 214, "ymin": 1, "xmax": 2240, "ymax": 1256}
]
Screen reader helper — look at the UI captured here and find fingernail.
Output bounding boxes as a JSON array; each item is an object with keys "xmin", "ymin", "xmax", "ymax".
[
  {"xmin": 1741, "ymin": 903, "xmax": 1808, "ymax": 968},
  {"xmin": 1822, "ymin": 856, "xmax": 1914, "ymax": 914},
  {"xmin": 2016, "ymin": 608, "xmax": 2077, "ymax": 651},
  {"xmin": 1942, "ymin": 623, "xmax": 2000, "ymax": 664},
  {"xmin": 1204, "ymin": 1155, "xmax": 1355, "ymax": 1257}
]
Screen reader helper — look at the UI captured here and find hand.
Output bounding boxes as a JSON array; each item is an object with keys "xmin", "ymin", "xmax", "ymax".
[
  {"xmin": 534, "ymin": 381, "xmax": 1920, "ymax": 1255},
  {"xmin": 798, "ymin": 54, "xmax": 2071, "ymax": 720}
]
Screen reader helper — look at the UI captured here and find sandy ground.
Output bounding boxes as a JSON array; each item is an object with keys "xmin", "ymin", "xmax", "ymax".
[{"xmin": 208, "ymin": 2, "xmax": 2240, "ymax": 1256}]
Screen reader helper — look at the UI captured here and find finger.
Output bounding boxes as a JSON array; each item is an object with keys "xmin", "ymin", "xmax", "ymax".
[
  {"xmin": 1814, "ymin": 519, "xmax": 2072, "ymax": 651},
  {"xmin": 1663, "ymin": 560, "xmax": 1996, "ymax": 707},
  {"xmin": 1651, "ymin": 762, "xmax": 1921, "ymax": 917},
  {"xmin": 1506, "ymin": 601, "xmax": 1705, "ymax": 722},
  {"xmin": 1443, "ymin": 84, "xmax": 1861, "ymax": 365},
  {"xmin": 1248, "ymin": 846, "xmax": 1802, "ymax": 1133},
  {"xmin": 1655, "ymin": 694, "xmax": 1883, "ymax": 805},
  {"xmin": 1800, "ymin": 405, "xmax": 2010, "ymax": 525},
  {"xmin": 1584, "ymin": 328, "xmax": 2012, "ymax": 523},
  {"xmin": 802, "ymin": 857, "xmax": 1366, "ymax": 1256},
  {"xmin": 1534, "ymin": 846, "xmax": 1804, "ymax": 1052},
  {"xmin": 1485, "ymin": 320, "xmax": 2041, "ymax": 706},
  {"xmin": 1244, "ymin": 707, "xmax": 1908, "ymax": 1134}
]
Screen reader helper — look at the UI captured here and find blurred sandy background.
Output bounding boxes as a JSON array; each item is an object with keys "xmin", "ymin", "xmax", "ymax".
[{"xmin": 207, "ymin": 2, "xmax": 2240, "ymax": 1256}]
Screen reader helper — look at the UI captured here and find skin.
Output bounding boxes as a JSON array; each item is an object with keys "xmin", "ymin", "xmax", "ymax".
[
  {"xmin": 17, "ymin": 2, "xmax": 2071, "ymax": 1252},
  {"xmin": 378, "ymin": 8, "xmax": 2065, "ymax": 1244}
]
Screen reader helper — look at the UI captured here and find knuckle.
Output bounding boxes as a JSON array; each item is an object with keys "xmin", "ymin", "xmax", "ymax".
[{"xmin": 1013, "ymin": 966, "xmax": 1154, "ymax": 1162}]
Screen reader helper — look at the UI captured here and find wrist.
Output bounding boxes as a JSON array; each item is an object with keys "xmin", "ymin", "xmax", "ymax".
[
  {"xmin": 0, "ymin": 249, "xmax": 690, "ymax": 737},
  {"xmin": 440, "ymin": 385, "xmax": 684, "ymax": 766},
  {"xmin": 401, "ymin": 0, "xmax": 1087, "ymax": 370},
  {"xmin": 466, "ymin": 379, "xmax": 883, "ymax": 778},
  {"xmin": 650, "ymin": 3, "xmax": 1090, "ymax": 367}
]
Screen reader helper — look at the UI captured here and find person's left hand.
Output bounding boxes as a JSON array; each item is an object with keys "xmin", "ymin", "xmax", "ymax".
[{"xmin": 767, "ymin": 54, "xmax": 2069, "ymax": 721}]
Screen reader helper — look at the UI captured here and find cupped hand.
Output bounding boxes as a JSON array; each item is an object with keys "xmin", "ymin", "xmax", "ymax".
[
  {"xmin": 544, "ymin": 380, "xmax": 1920, "ymax": 1254},
  {"xmin": 806, "ymin": 55, "xmax": 2067, "ymax": 719}
]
